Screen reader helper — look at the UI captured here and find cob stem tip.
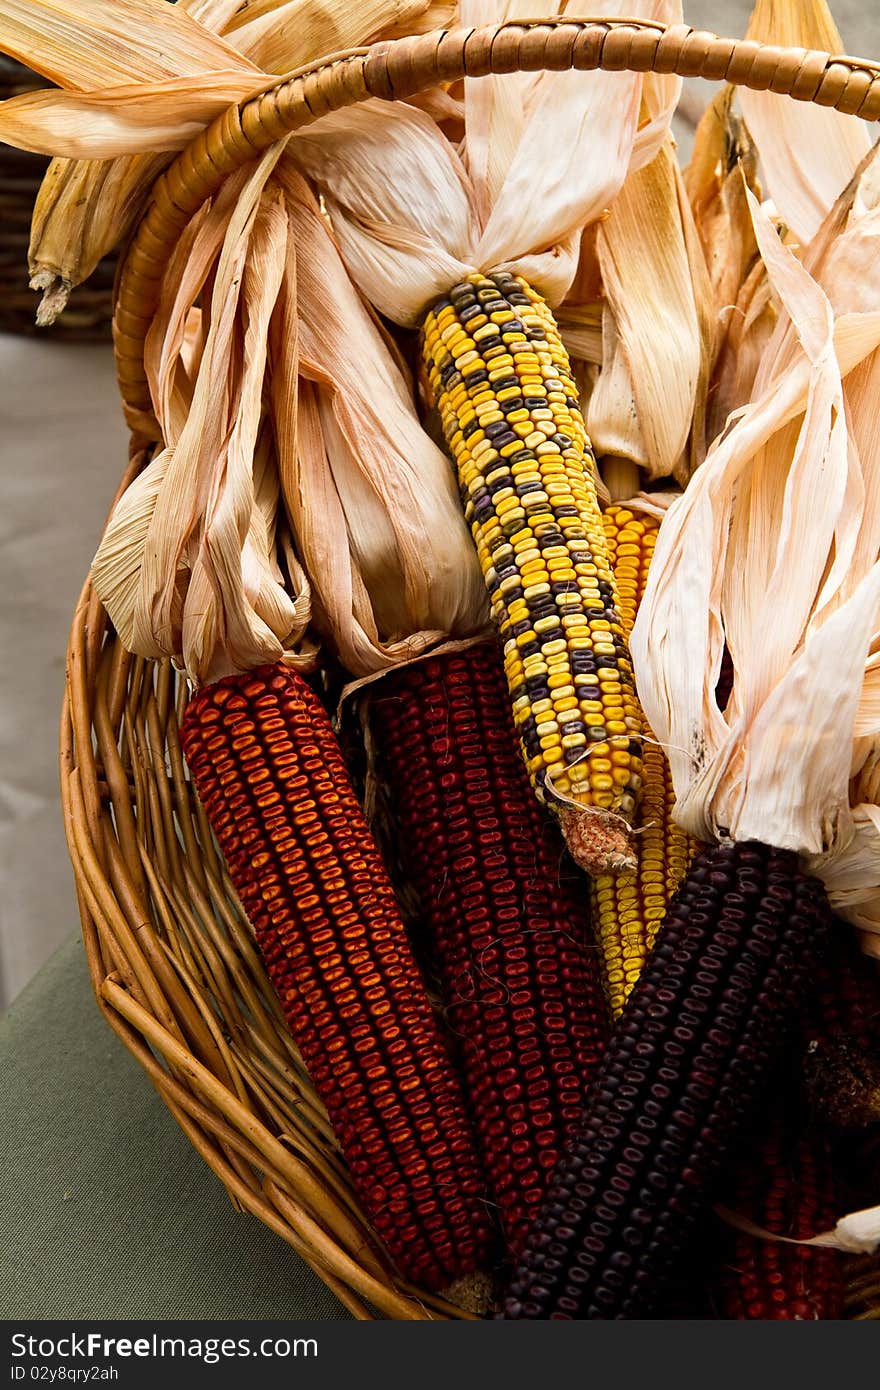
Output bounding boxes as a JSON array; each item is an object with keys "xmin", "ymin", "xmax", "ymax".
[
  {"xmin": 29, "ymin": 267, "xmax": 70, "ymax": 326},
  {"xmin": 442, "ymin": 1270, "xmax": 495, "ymax": 1317},
  {"xmin": 556, "ymin": 802, "xmax": 637, "ymax": 876},
  {"xmin": 804, "ymin": 1035, "xmax": 880, "ymax": 1129}
]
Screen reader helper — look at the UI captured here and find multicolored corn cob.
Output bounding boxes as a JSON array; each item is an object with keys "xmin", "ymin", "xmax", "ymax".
[
  {"xmin": 502, "ymin": 840, "xmax": 833, "ymax": 1319},
  {"xmin": 592, "ymin": 506, "xmax": 699, "ymax": 1016},
  {"xmin": 180, "ymin": 663, "xmax": 495, "ymax": 1290},
  {"xmin": 421, "ymin": 273, "xmax": 643, "ymax": 876},
  {"xmin": 713, "ymin": 1097, "xmax": 844, "ymax": 1320},
  {"xmin": 368, "ymin": 641, "xmax": 609, "ymax": 1258}
]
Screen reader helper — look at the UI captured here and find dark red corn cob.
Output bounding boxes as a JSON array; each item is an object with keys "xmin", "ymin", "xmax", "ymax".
[
  {"xmin": 180, "ymin": 663, "xmax": 496, "ymax": 1290},
  {"xmin": 713, "ymin": 1100, "xmax": 844, "ymax": 1319},
  {"xmin": 502, "ymin": 839, "xmax": 833, "ymax": 1319},
  {"xmin": 368, "ymin": 643, "xmax": 609, "ymax": 1258}
]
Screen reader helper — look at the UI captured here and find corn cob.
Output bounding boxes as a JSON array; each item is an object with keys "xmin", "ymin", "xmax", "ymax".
[
  {"xmin": 592, "ymin": 506, "xmax": 699, "ymax": 1016},
  {"xmin": 180, "ymin": 662, "xmax": 495, "ymax": 1290},
  {"xmin": 804, "ymin": 927, "xmax": 880, "ymax": 1130},
  {"xmin": 713, "ymin": 1098, "xmax": 844, "ymax": 1320},
  {"xmin": 367, "ymin": 641, "xmax": 609, "ymax": 1258},
  {"xmin": 421, "ymin": 272, "xmax": 644, "ymax": 876},
  {"xmin": 502, "ymin": 840, "xmax": 833, "ymax": 1319}
]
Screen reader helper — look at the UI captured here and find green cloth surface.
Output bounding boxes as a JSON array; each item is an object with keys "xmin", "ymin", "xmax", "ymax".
[{"xmin": 1, "ymin": 934, "xmax": 349, "ymax": 1320}]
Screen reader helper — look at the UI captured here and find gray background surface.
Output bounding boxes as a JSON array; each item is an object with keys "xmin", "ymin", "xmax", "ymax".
[{"xmin": 0, "ymin": 0, "xmax": 878, "ymax": 1008}]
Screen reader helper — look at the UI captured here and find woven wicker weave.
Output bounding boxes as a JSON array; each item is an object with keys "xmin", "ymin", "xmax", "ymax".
[
  {"xmin": 0, "ymin": 56, "xmax": 114, "ymax": 339},
  {"xmin": 61, "ymin": 18, "xmax": 880, "ymax": 1320}
]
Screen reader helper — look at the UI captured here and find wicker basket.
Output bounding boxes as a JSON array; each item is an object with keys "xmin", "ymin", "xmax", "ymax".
[
  {"xmin": 61, "ymin": 18, "xmax": 880, "ymax": 1320},
  {"xmin": 0, "ymin": 56, "xmax": 115, "ymax": 339}
]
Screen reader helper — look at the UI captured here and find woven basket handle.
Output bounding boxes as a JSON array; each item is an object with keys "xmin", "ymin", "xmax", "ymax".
[{"xmin": 115, "ymin": 15, "xmax": 880, "ymax": 432}]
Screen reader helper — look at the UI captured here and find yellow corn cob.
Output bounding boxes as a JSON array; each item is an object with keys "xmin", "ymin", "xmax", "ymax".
[
  {"xmin": 592, "ymin": 505, "xmax": 698, "ymax": 1016},
  {"xmin": 421, "ymin": 272, "xmax": 644, "ymax": 875}
]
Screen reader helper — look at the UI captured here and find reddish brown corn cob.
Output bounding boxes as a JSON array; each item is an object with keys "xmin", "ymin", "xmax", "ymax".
[
  {"xmin": 180, "ymin": 663, "xmax": 495, "ymax": 1290},
  {"xmin": 713, "ymin": 1099, "xmax": 843, "ymax": 1319},
  {"xmin": 502, "ymin": 840, "xmax": 833, "ymax": 1319},
  {"xmin": 593, "ymin": 506, "xmax": 699, "ymax": 1016},
  {"xmin": 368, "ymin": 642, "xmax": 609, "ymax": 1259}
]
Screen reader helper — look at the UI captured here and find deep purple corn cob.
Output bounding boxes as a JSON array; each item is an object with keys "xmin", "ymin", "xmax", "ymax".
[
  {"xmin": 180, "ymin": 663, "xmax": 496, "ymax": 1290},
  {"xmin": 502, "ymin": 839, "xmax": 833, "ymax": 1319},
  {"xmin": 368, "ymin": 643, "xmax": 609, "ymax": 1257},
  {"xmin": 713, "ymin": 1101, "xmax": 843, "ymax": 1319}
]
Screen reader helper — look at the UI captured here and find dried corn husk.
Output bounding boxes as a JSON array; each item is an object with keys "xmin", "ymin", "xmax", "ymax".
[
  {"xmin": 289, "ymin": 0, "xmax": 684, "ymax": 324},
  {"xmin": 0, "ymin": 0, "xmax": 257, "ymax": 89},
  {"xmin": 269, "ymin": 160, "xmax": 488, "ymax": 676},
  {"xmin": 29, "ymin": 151, "xmax": 166, "ymax": 322},
  {"xmin": 708, "ymin": 253, "xmax": 778, "ymax": 444},
  {"xmin": 0, "ymin": 0, "xmax": 264, "ymax": 156},
  {"xmin": 683, "ymin": 87, "xmax": 767, "ymax": 445},
  {"xmin": 91, "ymin": 146, "xmax": 309, "ymax": 686},
  {"xmin": 229, "ymin": 0, "xmax": 441, "ymax": 72},
  {"xmin": 738, "ymin": 0, "xmax": 871, "ymax": 247},
  {"xmin": 92, "ymin": 147, "xmax": 488, "ymax": 684},
  {"xmin": 685, "ymin": 87, "xmax": 760, "ymax": 339},
  {"xmin": 23, "ymin": 0, "xmax": 443, "ymax": 321},
  {"xmin": 632, "ymin": 159, "xmax": 880, "ymax": 934},
  {"xmin": 585, "ymin": 138, "xmax": 712, "ymax": 486}
]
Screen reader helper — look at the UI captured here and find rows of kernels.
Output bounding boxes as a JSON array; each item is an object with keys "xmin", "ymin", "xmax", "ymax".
[
  {"xmin": 593, "ymin": 507, "xmax": 698, "ymax": 1015},
  {"xmin": 180, "ymin": 665, "xmax": 495, "ymax": 1290},
  {"xmin": 593, "ymin": 741, "xmax": 697, "ymax": 1016},
  {"xmin": 503, "ymin": 842, "xmax": 833, "ymax": 1319},
  {"xmin": 370, "ymin": 643, "xmax": 609, "ymax": 1257},
  {"xmin": 716, "ymin": 1107, "xmax": 843, "ymax": 1319},
  {"xmin": 421, "ymin": 272, "xmax": 643, "ymax": 822}
]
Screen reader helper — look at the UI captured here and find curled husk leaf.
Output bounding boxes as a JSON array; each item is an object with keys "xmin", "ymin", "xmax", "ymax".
[
  {"xmin": 289, "ymin": 0, "xmax": 685, "ymax": 324},
  {"xmin": 739, "ymin": 0, "xmax": 871, "ymax": 247},
  {"xmin": 92, "ymin": 148, "xmax": 309, "ymax": 686},
  {"xmin": 632, "ymin": 156, "xmax": 880, "ymax": 951},
  {"xmin": 20, "ymin": 0, "xmax": 443, "ymax": 317},
  {"xmin": 586, "ymin": 138, "xmax": 712, "ymax": 486},
  {"xmin": 269, "ymin": 160, "xmax": 489, "ymax": 677}
]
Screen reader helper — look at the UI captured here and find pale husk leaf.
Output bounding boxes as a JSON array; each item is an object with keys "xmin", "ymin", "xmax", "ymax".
[
  {"xmin": 28, "ymin": 151, "xmax": 165, "ymax": 316},
  {"xmin": 0, "ymin": 0, "xmax": 259, "ymax": 89},
  {"xmin": 586, "ymin": 309, "xmax": 646, "ymax": 470},
  {"xmin": 589, "ymin": 138, "xmax": 706, "ymax": 485},
  {"xmin": 290, "ymin": 0, "xmax": 683, "ymax": 325},
  {"xmin": 683, "ymin": 88, "xmax": 762, "ymax": 452},
  {"xmin": 291, "ymin": 99, "xmax": 478, "ymax": 325},
  {"xmin": 739, "ymin": 0, "xmax": 871, "ymax": 246},
  {"xmin": 708, "ymin": 254, "xmax": 777, "ymax": 444},
  {"xmin": 685, "ymin": 87, "xmax": 760, "ymax": 331},
  {"xmin": 0, "ymin": 75, "xmax": 266, "ymax": 158},
  {"xmin": 91, "ymin": 146, "xmax": 306, "ymax": 686},
  {"xmin": 472, "ymin": 0, "xmax": 683, "ymax": 280},
  {"xmin": 24, "ymin": 0, "xmax": 428, "ymax": 315},
  {"xmin": 231, "ymin": 0, "xmax": 437, "ymax": 73},
  {"xmin": 631, "ymin": 186, "xmax": 880, "ymax": 863},
  {"xmin": 270, "ymin": 161, "xmax": 489, "ymax": 676}
]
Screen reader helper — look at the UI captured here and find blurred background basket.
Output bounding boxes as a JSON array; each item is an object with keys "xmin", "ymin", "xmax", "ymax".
[
  {"xmin": 61, "ymin": 18, "xmax": 880, "ymax": 1320},
  {"xmin": 0, "ymin": 55, "xmax": 115, "ymax": 339}
]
